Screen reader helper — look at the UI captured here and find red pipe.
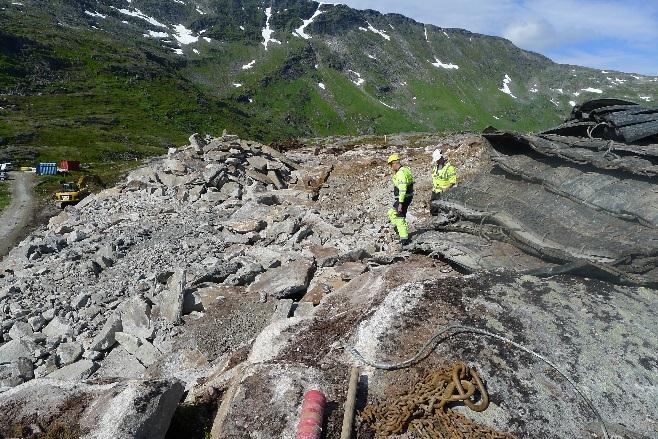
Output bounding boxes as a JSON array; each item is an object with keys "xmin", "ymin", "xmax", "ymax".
[{"xmin": 296, "ymin": 390, "xmax": 326, "ymax": 439}]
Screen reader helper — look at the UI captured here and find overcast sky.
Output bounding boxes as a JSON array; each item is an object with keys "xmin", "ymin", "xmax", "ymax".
[{"xmin": 338, "ymin": 0, "xmax": 658, "ymax": 76}]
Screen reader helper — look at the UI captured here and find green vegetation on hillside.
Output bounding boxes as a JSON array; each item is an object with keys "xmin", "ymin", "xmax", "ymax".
[
  {"xmin": 0, "ymin": 6, "xmax": 254, "ymax": 165},
  {"xmin": 0, "ymin": 0, "xmax": 655, "ymax": 169}
]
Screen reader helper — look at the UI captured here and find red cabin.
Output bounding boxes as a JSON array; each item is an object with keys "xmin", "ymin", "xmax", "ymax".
[{"xmin": 59, "ymin": 160, "xmax": 80, "ymax": 171}]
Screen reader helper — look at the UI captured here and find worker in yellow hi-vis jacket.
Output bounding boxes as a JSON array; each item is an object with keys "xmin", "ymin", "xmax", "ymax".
[
  {"xmin": 387, "ymin": 154, "xmax": 414, "ymax": 246},
  {"xmin": 430, "ymin": 149, "xmax": 457, "ymax": 216}
]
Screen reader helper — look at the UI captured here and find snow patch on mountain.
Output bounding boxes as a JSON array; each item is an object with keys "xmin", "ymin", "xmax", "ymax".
[
  {"xmin": 262, "ymin": 7, "xmax": 281, "ymax": 50},
  {"xmin": 145, "ymin": 31, "xmax": 168, "ymax": 38},
  {"xmin": 569, "ymin": 101, "xmax": 576, "ymax": 107},
  {"xmin": 639, "ymin": 96, "xmax": 652, "ymax": 102},
  {"xmin": 85, "ymin": 10, "xmax": 106, "ymax": 19},
  {"xmin": 242, "ymin": 60, "xmax": 256, "ymax": 70},
  {"xmin": 294, "ymin": 4, "xmax": 323, "ymax": 39},
  {"xmin": 366, "ymin": 22, "xmax": 390, "ymax": 41},
  {"xmin": 318, "ymin": 83, "xmax": 326, "ymax": 90},
  {"xmin": 499, "ymin": 74, "xmax": 516, "ymax": 99},
  {"xmin": 113, "ymin": 7, "xmax": 167, "ymax": 28},
  {"xmin": 173, "ymin": 24, "xmax": 198, "ymax": 45},
  {"xmin": 431, "ymin": 58, "xmax": 459, "ymax": 70},
  {"xmin": 348, "ymin": 70, "xmax": 364, "ymax": 86},
  {"xmin": 581, "ymin": 87, "xmax": 603, "ymax": 94}
]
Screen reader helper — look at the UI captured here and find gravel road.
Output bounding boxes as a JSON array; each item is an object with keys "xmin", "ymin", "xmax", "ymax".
[{"xmin": 0, "ymin": 172, "xmax": 37, "ymax": 258}]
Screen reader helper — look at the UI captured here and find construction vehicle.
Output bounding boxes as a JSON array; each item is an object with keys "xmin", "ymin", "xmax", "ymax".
[{"xmin": 53, "ymin": 175, "xmax": 99, "ymax": 208}]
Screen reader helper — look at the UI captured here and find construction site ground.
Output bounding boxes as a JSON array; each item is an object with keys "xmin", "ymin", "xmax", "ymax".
[
  {"xmin": 0, "ymin": 132, "xmax": 655, "ymax": 439},
  {"xmin": 177, "ymin": 135, "xmax": 655, "ymax": 439}
]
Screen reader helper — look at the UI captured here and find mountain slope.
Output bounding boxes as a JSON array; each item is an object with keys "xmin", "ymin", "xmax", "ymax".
[{"xmin": 1, "ymin": 0, "xmax": 657, "ymax": 163}]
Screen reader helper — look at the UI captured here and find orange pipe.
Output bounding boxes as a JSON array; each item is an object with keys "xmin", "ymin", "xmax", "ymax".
[{"xmin": 296, "ymin": 390, "xmax": 326, "ymax": 439}]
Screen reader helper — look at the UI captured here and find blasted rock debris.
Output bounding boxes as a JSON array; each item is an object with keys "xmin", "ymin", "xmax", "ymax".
[
  {"xmin": 0, "ymin": 132, "xmax": 352, "ymax": 388},
  {"xmin": 0, "ymin": 378, "xmax": 183, "ymax": 438},
  {"xmin": 0, "ymin": 130, "xmax": 656, "ymax": 439}
]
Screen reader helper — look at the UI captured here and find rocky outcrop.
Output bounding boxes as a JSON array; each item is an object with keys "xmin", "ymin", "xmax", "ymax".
[
  {"xmin": 207, "ymin": 263, "xmax": 658, "ymax": 439},
  {"xmin": 0, "ymin": 378, "xmax": 183, "ymax": 439}
]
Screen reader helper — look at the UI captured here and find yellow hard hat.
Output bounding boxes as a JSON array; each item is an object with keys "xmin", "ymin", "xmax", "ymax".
[{"xmin": 387, "ymin": 154, "xmax": 400, "ymax": 164}]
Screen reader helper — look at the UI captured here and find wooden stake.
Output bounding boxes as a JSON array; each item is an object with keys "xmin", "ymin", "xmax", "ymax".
[{"xmin": 340, "ymin": 367, "xmax": 360, "ymax": 439}]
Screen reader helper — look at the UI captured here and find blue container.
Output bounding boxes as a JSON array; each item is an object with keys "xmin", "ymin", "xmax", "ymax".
[{"xmin": 37, "ymin": 163, "xmax": 57, "ymax": 175}]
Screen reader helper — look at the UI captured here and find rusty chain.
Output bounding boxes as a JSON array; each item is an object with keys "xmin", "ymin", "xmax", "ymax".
[
  {"xmin": 359, "ymin": 362, "xmax": 515, "ymax": 438},
  {"xmin": 347, "ymin": 325, "xmax": 610, "ymax": 439}
]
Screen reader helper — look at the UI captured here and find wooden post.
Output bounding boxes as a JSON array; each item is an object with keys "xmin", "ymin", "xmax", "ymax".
[{"xmin": 340, "ymin": 367, "xmax": 360, "ymax": 439}]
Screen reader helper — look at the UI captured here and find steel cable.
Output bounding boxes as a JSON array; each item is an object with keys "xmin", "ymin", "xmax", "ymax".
[{"xmin": 346, "ymin": 324, "xmax": 610, "ymax": 439}]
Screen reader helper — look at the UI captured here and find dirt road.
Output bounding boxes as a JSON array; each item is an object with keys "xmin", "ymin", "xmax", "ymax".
[{"xmin": 0, "ymin": 172, "xmax": 38, "ymax": 258}]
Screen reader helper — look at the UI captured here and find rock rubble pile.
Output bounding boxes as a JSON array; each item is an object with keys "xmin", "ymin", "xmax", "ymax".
[
  {"xmin": 0, "ymin": 133, "xmax": 380, "ymax": 392},
  {"xmin": 0, "ymin": 131, "xmax": 655, "ymax": 439}
]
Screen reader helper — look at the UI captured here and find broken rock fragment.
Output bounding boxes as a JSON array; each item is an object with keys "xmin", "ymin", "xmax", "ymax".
[
  {"xmin": 120, "ymin": 295, "xmax": 154, "ymax": 340},
  {"xmin": 56, "ymin": 342, "xmax": 83, "ymax": 366},
  {"xmin": 247, "ymin": 259, "xmax": 315, "ymax": 299},
  {"xmin": 0, "ymin": 339, "xmax": 37, "ymax": 364},
  {"xmin": 93, "ymin": 347, "xmax": 145, "ymax": 379},
  {"xmin": 157, "ymin": 269, "xmax": 186, "ymax": 325},
  {"xmin": 0, "ymin": 378, "xmax": 183, "ymax": 439},
  {"xmin": 89, "ymin": 314, "xmax": 122, "ymax": 352},
  {"xmin": 47, "ymin": 359, "xmax": 98, "ymax": 380}
]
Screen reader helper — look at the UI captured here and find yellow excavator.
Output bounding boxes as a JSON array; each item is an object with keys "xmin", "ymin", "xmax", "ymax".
[{"xmin": 53, "ymin": 175, "xmax": 99, "ymax": 208}]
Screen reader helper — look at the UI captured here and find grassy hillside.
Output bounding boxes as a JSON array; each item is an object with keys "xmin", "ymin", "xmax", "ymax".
[{"xmin": 0, "ymin": 0, "xmax": 656, "ymax": 166}]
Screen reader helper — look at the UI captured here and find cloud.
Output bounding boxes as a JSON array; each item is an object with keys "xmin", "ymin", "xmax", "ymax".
[
  {"xmin": 551, "ymin": 46, "xmax": 658, "ymax": 75},
  {"xmin": 338, "ymin": 0, "xmax": 658, "ymax": 74},
  {"xmin": 502, "ymin": 19, "xmax": 557, "ymax": 49}
]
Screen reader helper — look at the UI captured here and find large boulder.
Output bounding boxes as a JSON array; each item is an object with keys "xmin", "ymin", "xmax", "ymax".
[
  {"xmin": 93, "ymin": 347, "xmax": 145, "ymax": 379},
  {"xmin": 0, "ymin": 378, "xmax": 183, "ymax": 439},
  {"xmin": 247, "ymin": 260, "xmax": 315, "ymax": 299},
  {"xmin": 0, "ymin": 339, "xmax": 36, "ymax": 363},
  {"xmin": 42, "ymin": 316, "xmax": 73, "ymax": 339}
]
